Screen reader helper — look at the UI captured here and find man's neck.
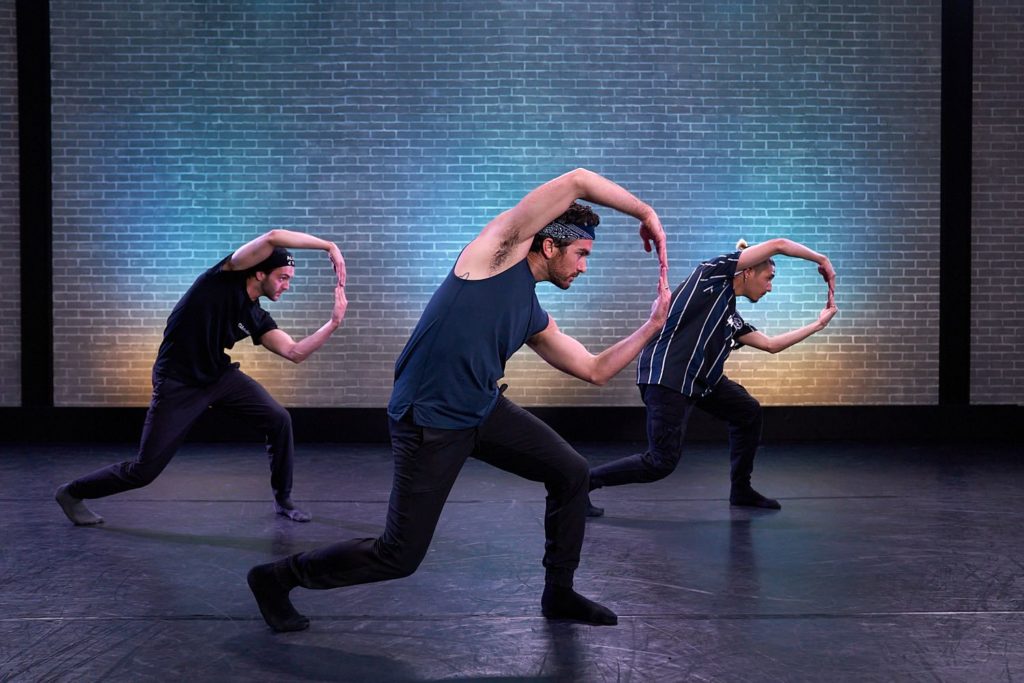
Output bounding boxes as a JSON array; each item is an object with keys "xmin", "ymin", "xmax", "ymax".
[
  {"xmin": 245, "ymin": 278, "xmax": 262, "ymax": 302},
  {"xmin": 526, "ymin": 251, "xmax": 549, "ymax": 283}
]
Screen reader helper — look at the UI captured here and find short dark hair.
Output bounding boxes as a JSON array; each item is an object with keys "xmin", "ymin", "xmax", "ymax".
[{"xmin": 560, "ymin": 201, "xmax": 600, "ymax": 229}]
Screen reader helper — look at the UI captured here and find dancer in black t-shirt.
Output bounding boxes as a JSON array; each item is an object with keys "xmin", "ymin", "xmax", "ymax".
[{"xmin": 55, "ymin": 230, "xmax": 346, "ymax": 526}]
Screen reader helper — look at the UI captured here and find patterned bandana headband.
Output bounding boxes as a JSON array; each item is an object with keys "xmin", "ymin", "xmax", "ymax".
[
  {"xmin": 537, "ymin": 220, "xmax": 596, "ymax": 242},
  {"xmin": 254, "ymin": 247, "xmax": 295, "ymax": 273}
]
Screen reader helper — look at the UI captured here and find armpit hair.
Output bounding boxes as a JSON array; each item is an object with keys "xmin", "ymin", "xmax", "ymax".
[{"xmin": 491, "ymin": 229, "xmax": 520, "ymax": 270}]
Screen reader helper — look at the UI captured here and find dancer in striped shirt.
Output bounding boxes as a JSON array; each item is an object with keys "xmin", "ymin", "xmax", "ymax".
[{"xmin": 587, "ymin": 238, "xmax": 837, "ymax": 515}]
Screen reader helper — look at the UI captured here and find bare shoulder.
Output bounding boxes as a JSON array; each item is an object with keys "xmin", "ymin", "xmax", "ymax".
[{"xmin": 455, "ymin": 212, "xmax": 530, "ymax": 279}]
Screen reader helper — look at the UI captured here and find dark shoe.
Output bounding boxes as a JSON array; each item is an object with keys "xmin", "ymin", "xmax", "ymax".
[
  {"xmin": 541, "ymin": 584, "xmax": 617, "ymax": 625},
  {"xmin": 585, "ymin": 495, "xmax": 604, "ymax": 518},
  {"xmin": 730, "ymin": 486, "xmax": 781, "ymax": 510},
  {"xmin": 247, "ymin": 561, "xmax": 310, "ymax": 633}
]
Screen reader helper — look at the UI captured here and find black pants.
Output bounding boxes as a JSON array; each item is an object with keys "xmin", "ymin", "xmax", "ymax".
[
  {"xmin": 590, "ymin": 378, "xmax": 763, "ymax": 490},
  {"xmin": 288, "ymin": 395, "xmax": 589, "ymax": 590},
  {"xmin": 66, "ymin": 367, "xmax": 295, "ymax": 501}
]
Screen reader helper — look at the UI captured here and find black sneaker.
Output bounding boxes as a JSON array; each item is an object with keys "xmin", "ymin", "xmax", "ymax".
[
  {"xmin": 729, "ymin": 486, "xmax": 781, "ymax": 510},
  {"xmin": 585, "ymin": 495, "xmax": 605, "ymax": 518}
]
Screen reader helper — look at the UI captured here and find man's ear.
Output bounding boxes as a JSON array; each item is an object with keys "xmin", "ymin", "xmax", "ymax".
[{"xmin": 542, "ymin": 237, "xmax": 556, "ymax": 258}]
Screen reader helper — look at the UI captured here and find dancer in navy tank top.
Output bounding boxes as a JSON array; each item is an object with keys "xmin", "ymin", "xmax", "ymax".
[{"xmin": 249, "ymin": 168, "xmax": 671, "ymax": 631}]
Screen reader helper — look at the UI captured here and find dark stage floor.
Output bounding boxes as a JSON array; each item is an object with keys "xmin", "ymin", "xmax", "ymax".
[{"xmin": 1, "ymin": 440, "xmax": 1022, "ymax": 682}]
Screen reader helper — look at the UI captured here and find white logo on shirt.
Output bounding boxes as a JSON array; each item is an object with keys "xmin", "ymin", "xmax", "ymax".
[
  {"xmin": 237, "ymin": 322, "xmax": 250, "ymax": 335},
  {"xmin": 726, "ymin": 314, "xmax": 743, "ymax": 331}
]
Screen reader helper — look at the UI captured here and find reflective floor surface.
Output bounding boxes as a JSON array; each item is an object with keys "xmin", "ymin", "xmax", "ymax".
[{"xmin": 1, "ymin": 440, "xmax": 1022, "ymax": 682}]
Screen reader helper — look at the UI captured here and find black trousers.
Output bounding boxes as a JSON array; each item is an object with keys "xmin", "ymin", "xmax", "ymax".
[
  {"xmin": 288, "ymin": 395, "xmax": 589, "ymax": 590},
  {"xmin": 590, "ymin": 377, "xmax": 763, "ymax": 490},
  {"xmin": 67, "ymin": 367, "xmax": 295, "ymax": 501}
]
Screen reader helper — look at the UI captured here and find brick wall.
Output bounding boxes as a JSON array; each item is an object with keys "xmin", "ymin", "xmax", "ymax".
[
  {"xmin": 49, "ymin": 0, "xmax": 941, "ymax": 408},
  {"xmin": 0, "ymin": 0, "xmax": 19, "ymax": 406},
  {"xmin": 973, "ymin": 0, "xmax": 1024, "ymax": 405}
]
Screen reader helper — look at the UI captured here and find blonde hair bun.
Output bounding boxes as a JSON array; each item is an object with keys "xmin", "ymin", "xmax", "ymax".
[{"xmin": 736, "ymin": 238, "xmax": 749, "ymax": 250}]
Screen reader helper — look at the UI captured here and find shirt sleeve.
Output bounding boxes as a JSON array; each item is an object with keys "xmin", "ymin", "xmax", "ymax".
[
  {"xmin": 186, "ymin": 255, "xmax": 235, "ymax": 292},
  {"xmin": 731, "ymin": 313, "xmax": 758, "ymax": 349},
  {"xmin": 527, "ymin": 295, "xmax": 550, "ymax": 339},
  {"xmin": 700, "ymin": 251, "xmax": 742, "ymax": 280},
  {"xmin": 250, "ymin": 308, "xmax": 279, "ymax": 346},
  {"xmin": 203, "ymin": 255, "xmax": 234, "ymax": 278}
]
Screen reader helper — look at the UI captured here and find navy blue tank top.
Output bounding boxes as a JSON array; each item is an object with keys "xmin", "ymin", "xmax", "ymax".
[{"xmin": 387, "ymin": 257, "xmax": 549, "ymax": 429}]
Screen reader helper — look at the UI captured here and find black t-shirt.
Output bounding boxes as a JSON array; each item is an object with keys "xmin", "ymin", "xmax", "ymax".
[{"xmin": 152, "ymin": 256, "xmax": 278, "ymax": 386}]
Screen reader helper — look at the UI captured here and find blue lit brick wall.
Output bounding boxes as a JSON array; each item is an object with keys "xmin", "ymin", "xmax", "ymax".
[
  {"xmin": 49, "ymin": 1, "xmax": 941, "ymax": 408},
  {"xmin": 973, "ymin": 0, "xmax": 1024, "ymax": 405},
  {"xmin": 0, "ymin": 0, "xmax": 19, "ymax": 406}
]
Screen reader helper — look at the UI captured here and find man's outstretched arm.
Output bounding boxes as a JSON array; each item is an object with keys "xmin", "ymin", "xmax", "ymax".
[
  {"xmin": 458, "ymin": 168, "xmax": 668, "ymax": 278},
  {"xmin": 737, "ymin": 305, "xmax": 838, "ymax": 355},
  {"xmin": 737, "ymin": 238, "xmax": 835, "ymax": 306},
  {"xmin": 260, "ymin": 284, "xmax": 348, "ymax": 364},
  {"xmin": 224, "ymin": 229, "xmax": 345, "ymax": 284},
  {"xmin": 526, "ymin": 273, "xmax": 671, "ymax": 385}
]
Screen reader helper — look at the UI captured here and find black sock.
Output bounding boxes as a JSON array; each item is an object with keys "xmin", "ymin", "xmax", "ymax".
[
  {"xmin": 247, "ymin": 559, "xmax": 309, "ymax": 632},
  {"xmin": 729, "ymin": 485, "xmax": 781, "ymax": 510},
  {"xmin": 541, "ymin": 584, "xmax": 618, "ymax": 625}
]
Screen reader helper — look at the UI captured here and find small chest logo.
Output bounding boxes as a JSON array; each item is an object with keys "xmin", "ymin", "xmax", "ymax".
[{"xmin": 726, "ymin": 314, "xmax": 743, "ymax": 331}]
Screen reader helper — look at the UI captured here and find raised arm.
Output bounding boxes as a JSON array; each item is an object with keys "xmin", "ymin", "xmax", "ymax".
[
  {"xmin": 457, "ymin": 168, "xmax": 668, "ymax": 279},
  {"xmin": 260, "ymin": 284, "xmax": 348, "ymax": 364},
  {"xmin": 225, "ymin": 229, "xmax": 345, "ymax": 284},
  {"xmin": 737, "ymin": 238, "xmax": 835, "ymax": 305},
  {"xmin": 737, "ymin": 305, "xmax": 838, "ymax": 354},
  {"xmin": 526, "ymin": 271, "xmax": 671, "ymax": 385}
]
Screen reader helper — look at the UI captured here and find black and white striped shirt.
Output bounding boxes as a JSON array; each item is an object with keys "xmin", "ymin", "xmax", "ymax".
[{"xmin": 636, "ymin": 251, "xmax": 756, "ymax": 397}]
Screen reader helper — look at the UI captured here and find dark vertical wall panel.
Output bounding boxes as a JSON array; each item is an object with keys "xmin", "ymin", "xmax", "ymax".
[
  {"xmin": 0, "ymin": 0, "xmax": 19, "ymax": 406},
  {"xmin": 15, "ymin": 0, "xmax": 50, "ymax": 407},
  {"xmin": 940, "ymin": 0, "xmax": 973, "ymax": 405},
  {"xmin": 972, "ymin": 0, "xmax": 1024, "ymax": 405}
]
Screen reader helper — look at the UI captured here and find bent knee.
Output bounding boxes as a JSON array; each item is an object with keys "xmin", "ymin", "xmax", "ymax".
[
  {"xmin": 566, "ymin": 454, "xmax": 590, "ymax": 486},
  {"xmin": 734, "ymin": 397, "xmax": 762, "ymax": 425},
  {"xmin": 267, "ymin": 405, "xmax": 293, "ymax": 430},
  {"xmin": 376, "ymin": 539, "xmax": 427, "ymax": 579},
  {"xmin": 640, "ymin": 451, "xmax": 682, "ymax": 481},
  {"xmin": 549, "ymin": 452, "xmax": 589, "ymax": 491},
  {"xmin": 647, "ymin": 458, "xmax": 680, "ymax": 481},
  {"xmin": 122, "ymin": 463, "xmax": 162, "ymax": 488}
]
